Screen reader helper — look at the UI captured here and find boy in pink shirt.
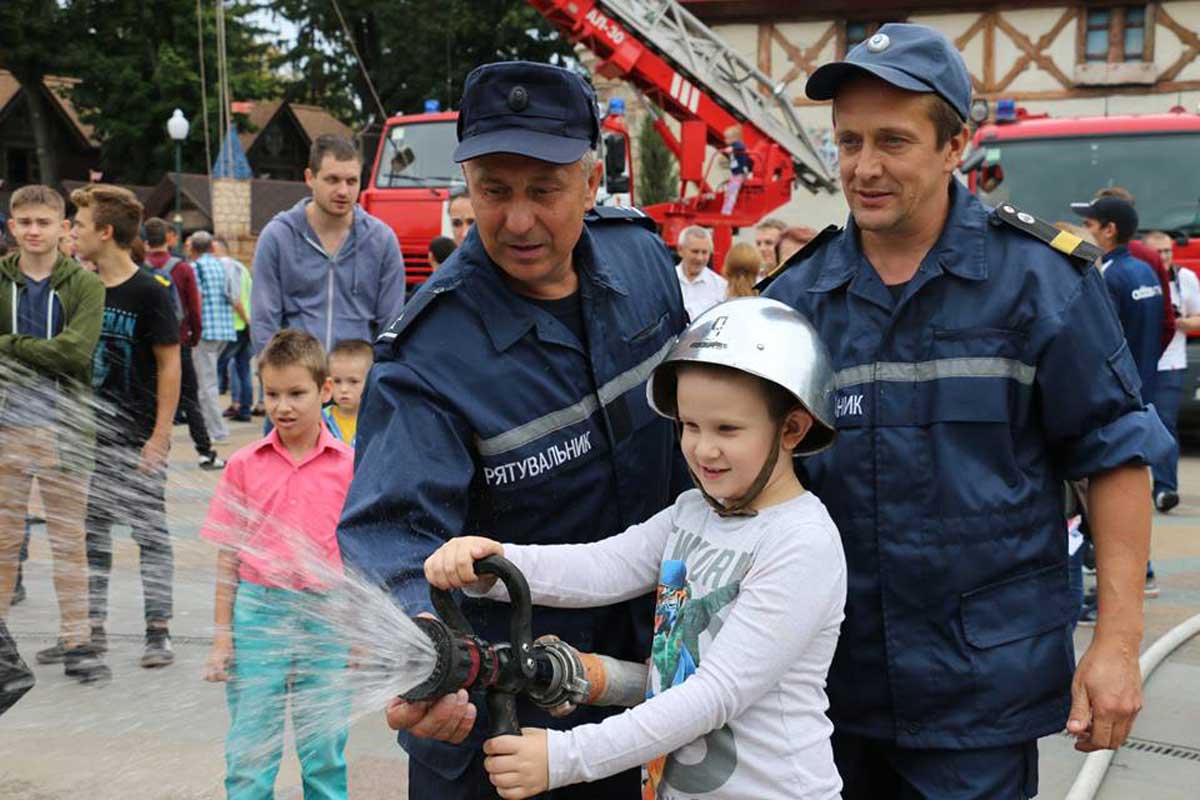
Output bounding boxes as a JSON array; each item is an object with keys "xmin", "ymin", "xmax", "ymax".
[{"xmin": 201, "ymin": 330, "xmax": 354, "ymax": 800}]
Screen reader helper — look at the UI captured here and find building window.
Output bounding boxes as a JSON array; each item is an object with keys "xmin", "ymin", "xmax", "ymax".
[{"xmin": 1083, "ymin": 4, "xmax": 1152, "ymax": 63}]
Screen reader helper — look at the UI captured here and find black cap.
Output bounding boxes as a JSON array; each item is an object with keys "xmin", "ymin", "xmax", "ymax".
[
  {"xmin": 806, "ymin": 23, "xmax": 972, "ymax": 120},
  {"xmin": 1070, "ymin": 197, "xmax": 1139, "ymax": 241},
  {"xmin": 453, "ymin": 61, "xmax": 600, "ymax": 165}
]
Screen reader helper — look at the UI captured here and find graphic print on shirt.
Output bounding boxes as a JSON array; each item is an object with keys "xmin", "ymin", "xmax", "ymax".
[
  {"xmin": 643, "ymin": 541, "xmax": 746, "ymax": 800},
  {"xmin": 92, "ymin": 306, "xmax": 137, "ymax": 395}
]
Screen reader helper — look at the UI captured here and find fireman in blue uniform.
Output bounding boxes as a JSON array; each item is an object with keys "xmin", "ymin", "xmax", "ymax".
[
  {"xmin": 337, "ymin": 61, "xmax": 689, "ymax": 798},
  {"xmin": 760, "ymin": 23, "xmax": 1171, "ymax": 799}
]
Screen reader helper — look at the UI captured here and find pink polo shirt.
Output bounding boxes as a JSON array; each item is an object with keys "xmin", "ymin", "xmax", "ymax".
[{"xmin": 201, "ymin": 427, "xmax": 354, "ymax": 591}]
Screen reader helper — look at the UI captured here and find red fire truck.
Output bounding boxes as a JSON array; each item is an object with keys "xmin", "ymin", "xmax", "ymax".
[
  {"xmin": 359, "ymin": 0, "xmax": 836, "ymax": 287},
  {"xmin": 962, "ymin": 103, "xmax": 1200, "ymax": 268}
]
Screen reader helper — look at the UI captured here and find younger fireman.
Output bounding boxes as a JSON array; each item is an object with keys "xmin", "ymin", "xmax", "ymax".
[
  {"xmin": 425, "ymin": 298, "xmax": 847, "ymax": 800},
  {"xmin": 202, "ymin": 329, "xmax": 353, "ymax": 800}
]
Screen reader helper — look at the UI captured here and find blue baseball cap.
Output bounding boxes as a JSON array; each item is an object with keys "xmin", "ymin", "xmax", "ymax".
[
  {"xmin": 806, "ymin": 23, "xmax": 972, "ymax": 121},
  {"xmin": 453, "ymin": 61, "xmax": 600, "ymax": 165}
]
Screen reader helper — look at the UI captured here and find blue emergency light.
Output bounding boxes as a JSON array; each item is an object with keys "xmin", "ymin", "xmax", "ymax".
[
  {"xmin": 607, "ymin": 97, "xmax": 626, "ymax": 115},
  {"xmin": 995, "ymin": 99, "xmax": 1017, "ymax": 122},
  {"xmin": 424, "ymin": 99, "xmax": 441, "ymax": 113}
]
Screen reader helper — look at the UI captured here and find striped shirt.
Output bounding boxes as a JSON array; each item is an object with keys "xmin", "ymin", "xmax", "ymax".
[{"xmin": 195, "ymin": 253, "xmax": 237, "ymax": 342}]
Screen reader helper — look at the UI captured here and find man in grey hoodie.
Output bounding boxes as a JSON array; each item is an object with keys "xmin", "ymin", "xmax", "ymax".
[{"xmin": 251, "ymin": 134, "xmax": 405, "ymax": 355}]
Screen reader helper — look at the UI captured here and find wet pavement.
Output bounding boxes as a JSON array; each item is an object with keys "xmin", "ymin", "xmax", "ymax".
[{"xmin": 3, "ymin": 417, "xmax": 1200, "ymax": 798}]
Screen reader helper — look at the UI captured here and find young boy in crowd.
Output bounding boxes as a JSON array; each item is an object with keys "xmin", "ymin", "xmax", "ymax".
[
  {"xmin": 425, "ymin": 299, "xmax": 846, "ymax": 800},
  {"xmin": 73, "ymin": 185, "xmax": 181, "ymax": 670},
  {"xmin": 321, "ymin": 339, "xmax": 372, "ymax": 448},
  {"xmin": 203, "ymin": 329, "xmax": 354, "ymax": 800},
  {"xmin": 0, "ymin": 185, "xmax": 109, "ymax": 682}
]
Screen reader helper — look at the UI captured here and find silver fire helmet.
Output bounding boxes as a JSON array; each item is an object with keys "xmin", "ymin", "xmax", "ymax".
[{"xmin": 646, "ymin": 297, "xmax": 837, "ymax": 455}]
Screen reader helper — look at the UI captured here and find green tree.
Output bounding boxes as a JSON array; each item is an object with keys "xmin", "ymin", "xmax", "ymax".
[
  {"xmin": 267, "ymin": 0, "xmax": 574, "ymax": 125},
  {"xmin": 63, "ymin": 0, "xmax": 280, "ymax": 184},
  {"xmin": 636, "ymin": 111, "xmax": 678, "ymax": 207}
]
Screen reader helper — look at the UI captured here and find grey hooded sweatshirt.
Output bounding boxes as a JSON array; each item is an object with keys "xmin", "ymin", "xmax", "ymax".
[{"xmin": 251, "ymin": 198, "xmax": 406, "ymax": 353}]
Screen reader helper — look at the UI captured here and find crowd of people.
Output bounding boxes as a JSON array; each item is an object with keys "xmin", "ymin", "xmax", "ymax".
[{"xmin": 0, "ymin": 19, "xmax": 1190, "ymax": 800}]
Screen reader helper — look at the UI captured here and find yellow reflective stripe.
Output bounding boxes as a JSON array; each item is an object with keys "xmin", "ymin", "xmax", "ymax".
[{"xmin": 1049, "ymin": 230, "xmax": 1083, "ymax": 255}]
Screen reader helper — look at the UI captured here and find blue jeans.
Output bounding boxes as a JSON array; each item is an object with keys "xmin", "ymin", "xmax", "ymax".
[
  {"xmin": 220, "ymin": 330, "xmax": 253, "ymax": 409},
  {"xmin": 225, "ymin": 583, "xmax": 348, "ymax": 800},
  {"xmin": 1152, "ymin": 368, "xmax": 1185, "ymax": 494}
]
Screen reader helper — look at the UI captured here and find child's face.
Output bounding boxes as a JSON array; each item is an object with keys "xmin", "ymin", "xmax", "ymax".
[
  {"xmin": 676, "ymin": 369, "xmax": 802, "ymax": 503},
  {"xmin": 261, "ymin": 364, "xmax": 332, "ymax": 439},
  {"xmin": 328, "ymin": 353, "xmax": 371, "ymax": 413},
  {"xmin": 7, "ymin": 204, "xmax": 67, "ymax": 258}
]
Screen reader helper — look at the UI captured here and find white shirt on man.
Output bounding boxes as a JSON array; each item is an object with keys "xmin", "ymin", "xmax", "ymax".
[
  {"xmin": 1159, "ymin": 266, "xmax": 1200, "ymax": 371},
  {"xmin": 675, "ymin": 263, "xmax": 728, "ymax": 321}
]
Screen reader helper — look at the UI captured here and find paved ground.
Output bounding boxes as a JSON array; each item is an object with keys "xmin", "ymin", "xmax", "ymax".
[{"xmin": 3, "ymin": 415, "xmax": 1200, "ymax": 798}]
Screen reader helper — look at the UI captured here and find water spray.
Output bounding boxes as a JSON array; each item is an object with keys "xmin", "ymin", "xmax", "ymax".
[{"xmin": 399, "ymin": 556, "xmax": 646, "ymax": 736}]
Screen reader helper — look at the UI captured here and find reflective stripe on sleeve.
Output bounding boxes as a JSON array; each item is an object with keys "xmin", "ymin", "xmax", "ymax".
[
  {"xmin": 476, "ymin": 338, "xmax": 674, "ymax": 457},
  {"xmin": 834, "ymin": 357, "xmax": 1036, "ymax": 390}
]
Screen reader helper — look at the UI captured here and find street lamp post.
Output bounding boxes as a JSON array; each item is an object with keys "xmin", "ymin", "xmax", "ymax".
[{"xmin": 166, "ymin": 109, "xmax": 190, "ymax": 251}]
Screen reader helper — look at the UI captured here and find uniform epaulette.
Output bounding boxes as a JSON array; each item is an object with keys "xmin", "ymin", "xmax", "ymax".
[
  {"xmin": 375, "ymin": 284, "xmax": 452, "ymax": 352},
  {"xmin": 992, "ymin": 204, "xmax": 1102, "ymax": 268},
  {"xmin": 153, "ymin": 274, "xmax": 172, "ymax": 288},
  {"xmin": 585, "ymin": 205, "xmax": 658, "ymax": 233},
  {"xmin": 754, "ymin": 224, "xmax": 840, "ymax": 293}
]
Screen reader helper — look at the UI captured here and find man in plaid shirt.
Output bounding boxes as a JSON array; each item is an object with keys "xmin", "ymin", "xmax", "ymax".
[{"xmin": 189, "ymin": 231, "xmax": 246, "ymax": 442}]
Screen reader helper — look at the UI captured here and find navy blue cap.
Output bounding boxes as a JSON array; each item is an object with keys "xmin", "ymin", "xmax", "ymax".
[
  {"xmin": 453, "ymin": 61, "xmax": 600, "ymax": 165},
  {"xmin": 1071, "ymin": 196, "xmax": 1139, "ymax": 241},
  {"xmin": 806, "ymin": 23, "xmax": 972, "ymax": 121}
]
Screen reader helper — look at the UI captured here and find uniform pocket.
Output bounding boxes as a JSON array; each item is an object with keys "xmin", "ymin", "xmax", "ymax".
[
  {"xmin": 1107, "ymin": 340, "xmax": 1143, "ymax": 401},
  {"xmin": 961, "ymin": 563, "xmax": 1073, "ymax": 649}
]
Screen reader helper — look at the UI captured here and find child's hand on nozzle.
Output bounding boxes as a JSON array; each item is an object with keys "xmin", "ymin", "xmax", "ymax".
[
  {"xmin": 484, "ymin": 728, "xmax": 550, "ymax": 799},
  {"xmin": 424, "ymin": 536, "xmax": 504, "ymax": 592},
  {"xmin": 204, "ymin": 632, "xmax": 233, "ymax": 682}
]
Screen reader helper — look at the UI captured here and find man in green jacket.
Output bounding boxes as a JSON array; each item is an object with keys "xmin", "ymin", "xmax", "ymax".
[{"xmin": 0, "ymin": 184, "xmax": 109, "ymax": 683}]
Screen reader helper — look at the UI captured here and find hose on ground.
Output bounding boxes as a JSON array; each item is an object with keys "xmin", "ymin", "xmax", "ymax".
[{"xmin": 1064, "ymin": 612, "xmax": 1200, "ymax": 800}]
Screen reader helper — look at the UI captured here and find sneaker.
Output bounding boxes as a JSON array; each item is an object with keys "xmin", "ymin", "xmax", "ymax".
[
  {"xmin": 64, "ymin": 645, "xmax": 111, "ymax": 684},
  {"xmin": 198, "ymin": 451, "xmax": 226, "ymax": 470},
  {"xmin": 1145, "ymin": 576, "xmax": 1160, "ymax": 598},
  {"xmin": 1077, "ymin": 603, "xmax": 1098, "ymax": 627},
  {"xmin": 141, "ymin": 628, "xmax": 175, "ymax": 668},
  {"xmin": 36, "ymin": 638, "xmax": 69, "ymax": 665},
  {"xmin": 250, "ymin": 404, "xmax": 265, "ymax": 417},
  {"xmin": 1154, "ymin": 490, "xmax": 1180, "ymax": 513},
  {"xmin": 231, "ymin": 413, "xmax": 252, "ymax": 423},
  {"xmin": 222, "ymin": 405, "xmax": 239, "ymax": 418},
  {"xmin": 90, "ymin": 624, "xmax": 107, "ymax": 655}
]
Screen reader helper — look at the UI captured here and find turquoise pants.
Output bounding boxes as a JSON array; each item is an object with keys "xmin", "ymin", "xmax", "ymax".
[{"xmin": 225, "ymin": 582, "xmax": 349, "ymax": 800}]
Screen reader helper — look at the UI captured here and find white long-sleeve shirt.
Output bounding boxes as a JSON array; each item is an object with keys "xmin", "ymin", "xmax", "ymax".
[{"xmin": 480, "ymin": 489, "xmax": 846, "ymax": 799}]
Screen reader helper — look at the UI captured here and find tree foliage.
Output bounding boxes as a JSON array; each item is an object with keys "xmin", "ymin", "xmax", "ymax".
[
  {"xmin": 266, "ymin": 0, "xmax": 573, "ymax": 124},
  {"xmin": 636, "ymin": 111, "xmax": 678, "ymax": 207}
]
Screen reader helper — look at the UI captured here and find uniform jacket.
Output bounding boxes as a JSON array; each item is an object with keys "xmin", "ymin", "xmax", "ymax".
[
  {"xmin": 337, "ymin": 208, "xmax": 690, "ymax": 777},
  {"xmin": 250, "ymin": 199, "xmax": 406, "ymax": 353},
  {"xmin": 763, "ymin": 181, "xmax": 1171, "ymax": 749},
  {"xmin": 0, "ymin": 252, "xmax": 104, "ymax": 472},
  {"xmin": 1101, "ymin": 245, "xmax": 1164, "ymax": 405}
]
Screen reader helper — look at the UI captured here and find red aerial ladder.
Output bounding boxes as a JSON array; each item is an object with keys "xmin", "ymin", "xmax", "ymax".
[{"xmin": 529, "ymin": 0, "xmax": 837, "ymax": 262}]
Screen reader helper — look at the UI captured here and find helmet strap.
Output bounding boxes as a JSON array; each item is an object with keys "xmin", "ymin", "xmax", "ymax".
[{"xmin": 679, "ymin": 421, "xmax": 784, "ymax": 518}]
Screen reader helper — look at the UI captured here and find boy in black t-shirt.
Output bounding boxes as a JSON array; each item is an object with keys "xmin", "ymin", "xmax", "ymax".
[{"xmin": 71, "ymin": 185, "xmax": 181, "ymax": 669}]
